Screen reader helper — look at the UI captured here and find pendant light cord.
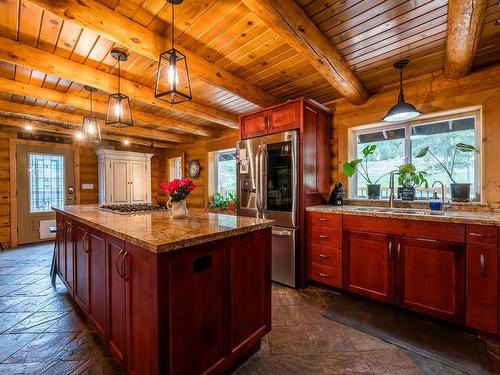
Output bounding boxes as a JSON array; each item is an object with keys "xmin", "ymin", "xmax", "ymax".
[
  {"xmin": 398, "ymin": 66, "xmax": 405, "ymax": 103},
  {"xmin": 117, "ymin": 59, "xmax": 121, "ymax": 96},
  {"xmin": 171, "ymin": 1, "xmax": 174, "ymax": 50},
  {"xmin": 89, "ymin": 90, "xmax": 93, "ymax": 116}
]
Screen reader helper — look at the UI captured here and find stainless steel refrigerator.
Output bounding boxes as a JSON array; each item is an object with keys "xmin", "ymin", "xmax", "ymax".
[{"xmin": 236, "ymin": 130, "xmax": 298, "ymax": 287}]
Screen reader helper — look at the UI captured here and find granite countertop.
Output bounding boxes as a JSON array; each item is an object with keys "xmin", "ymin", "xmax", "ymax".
[
  {"xmin": 53, "ymin": 205, "xmax": 273, "ymax": 253},
  {"xmin": 306, "ymin": 205, "xmax": 500, "ymax": 226}
]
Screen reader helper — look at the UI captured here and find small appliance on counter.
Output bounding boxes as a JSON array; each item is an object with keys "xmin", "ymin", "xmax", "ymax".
[{"xmin": 328, "ymin": 183, "xmax": 344, "ymax": 206}]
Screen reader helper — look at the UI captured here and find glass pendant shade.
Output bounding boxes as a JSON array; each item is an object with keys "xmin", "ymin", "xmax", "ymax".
[
  {"xmin": 106, "ymin": 93, "xmax": 133, "ymax": 127},
  {"xmin": 155, "ymin": 48, "xmax": 192, "ymax": 104},
  {"xmin": 82, "ymin": 116, "xmax": 101, "ymax": 142}
]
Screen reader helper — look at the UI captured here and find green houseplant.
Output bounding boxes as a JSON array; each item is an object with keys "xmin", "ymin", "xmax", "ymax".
[
  {"xmin": 397, "ymin": 163, "xmax": 428, "ymax": 200},
  {"xmin": 415, "ymin": 143, "xmax": 477, "ymax": 201},
  {"xmin": 208, "ymin": 192, "xmax": 237, "ymax": 212},
  {"xmin": 343, "ymin": 145, "xmax": 389, "ymax": 199}
]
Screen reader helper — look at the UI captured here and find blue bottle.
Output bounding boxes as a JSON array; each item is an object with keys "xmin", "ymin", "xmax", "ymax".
[{"xmin": 429, "ymin": 192, "xmax": 442, "ymax": 211}]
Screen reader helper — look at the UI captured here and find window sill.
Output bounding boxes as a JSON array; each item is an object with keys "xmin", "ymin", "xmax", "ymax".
[{"xmin": 344, "ymin": 198, "xmax": 488, "ymax": 212}]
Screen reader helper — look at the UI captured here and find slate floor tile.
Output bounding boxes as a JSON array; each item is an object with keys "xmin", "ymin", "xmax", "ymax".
[
  {"xmin": 6, "ymin": 311, "xmax": 67, "ymax": 333},
  {"xmin": 0, "ymin": 312, "xmax": 33, "ymax": 333},
  {"xmin": 0, "ymin": 333, "xmax": 38, "ymax": 363}
]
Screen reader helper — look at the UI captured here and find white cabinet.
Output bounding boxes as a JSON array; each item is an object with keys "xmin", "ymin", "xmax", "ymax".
[{"xmin": 96, "ymin": 149, "xmax": 153, "ymax": 205}]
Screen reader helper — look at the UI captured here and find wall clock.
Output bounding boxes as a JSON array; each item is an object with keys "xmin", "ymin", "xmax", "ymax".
[{"xmin": 188, "ymin": 159, "xmax": 200, "ymax": 179}]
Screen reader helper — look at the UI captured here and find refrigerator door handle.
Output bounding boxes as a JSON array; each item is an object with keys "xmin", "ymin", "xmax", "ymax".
[
  {"xmin": 261, "ymin": 144, "xmax": 267, "ymax": 213},
  {"xmin": 291, "ymin": 137, "xmax": 297, "ymax": 228},
  {"xmin": 255, "ymin": 145, "xmax": 262, "ymax": 217}
]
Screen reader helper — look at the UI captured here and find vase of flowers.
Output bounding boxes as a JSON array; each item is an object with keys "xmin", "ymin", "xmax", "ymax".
[{"xmin": 160, "ymin": 178, "xmax": 196, "ymax": 219}]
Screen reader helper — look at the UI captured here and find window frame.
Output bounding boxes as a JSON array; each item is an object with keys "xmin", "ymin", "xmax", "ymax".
[
  {"xmin": 348, "ymin": 108, "xmax": 482, "ymax": 201},
  {"xmin": 214, "ymin": 148, "xmax": 237, "ymax": 197}
]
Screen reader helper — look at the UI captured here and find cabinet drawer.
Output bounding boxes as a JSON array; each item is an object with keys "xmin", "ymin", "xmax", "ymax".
[
  {"xmin": 307, "ymin": 212, "xmax": 342, "ymax": 228},
  {"xmin": 466, "ymin": 225, "xmax": 498, "ymax": 247},
  {"xmin": 308, "ymin": 244, "xmax": 342, "ymax": 268},
  {"xmin": 307, "ymin": 225, "xmax": 342, "ymax": 247},
  {"xmin": 308, "ymin": 262, "xmax": 341, "ymax": 288}
]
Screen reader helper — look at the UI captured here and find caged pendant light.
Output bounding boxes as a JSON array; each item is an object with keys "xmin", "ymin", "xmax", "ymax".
[
  {"xmin": 82, "ymin": 86, "xmax": 102, "ymax": 142},
  {"xmin": 106, "ymin": 49, "xmax": 133, "ymax": 127},
  {"xmin": 383, "ymin": 60, "xmax": 422, "ymax": 122},
  {"xmin": 154, "ymin": 0, "xmax": 192, "ymax": 104}
]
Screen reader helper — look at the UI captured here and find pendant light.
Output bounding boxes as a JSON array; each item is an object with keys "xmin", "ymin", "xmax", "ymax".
[
  {"xmin": 106, "ymin": 49, "xmax": 133, "ymax": 127},
  {"xmin": 383, "ymin": 60, "xmax": 422, "ymax": 122},
  {"xmin": 154, "ymin": 0, "xmax": 192, "ymax": 104},
  {"xmin": 82, "ymin": 86, "xmax": 102, "ymax": 142}
]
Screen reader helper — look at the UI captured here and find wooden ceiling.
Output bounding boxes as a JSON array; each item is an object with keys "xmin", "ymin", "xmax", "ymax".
[{"xmin": 0, "ymin": 0, "xmax": 498, "ymax": 146}]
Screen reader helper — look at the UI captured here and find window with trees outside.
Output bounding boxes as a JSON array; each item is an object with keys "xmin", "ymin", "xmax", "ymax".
[
  {"xmin": 215, "ymin": 149, "xmax": 237, "ymax": 197},
  {"xmin": 351, "ymin": 111, "xmax": 481, "ymax": 201}
]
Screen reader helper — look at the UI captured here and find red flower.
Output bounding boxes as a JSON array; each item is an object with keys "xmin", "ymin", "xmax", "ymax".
[{"xmin": 160, "ymin": 178, "xmax": 196, "ymax": 202}]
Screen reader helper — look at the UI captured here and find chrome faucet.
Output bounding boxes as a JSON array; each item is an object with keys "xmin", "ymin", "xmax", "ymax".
[
  {"xmin": 389, "ymin": 171, "xmax": 395, "ymax": 208},
  {"xmin": 432, "ymin": 181, "xmax": 445, "ymax": 211}
]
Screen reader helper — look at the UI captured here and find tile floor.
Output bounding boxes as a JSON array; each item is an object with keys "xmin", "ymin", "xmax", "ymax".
[{"xmin": 0, "ymin": 242, "xmax": 499, "ymax": 374}]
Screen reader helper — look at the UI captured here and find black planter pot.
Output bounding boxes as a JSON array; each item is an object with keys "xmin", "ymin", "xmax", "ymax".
[
  {"xmin": 397, "ymin": 186, "xmax": 416, "ymax": 201},
  {"xmin": 367, "ymin": 184, "xmax": 381, "ymax": 199},
  {"xmin": 450, "ymin": 183, "xmax": 471, "ymax": 202}
]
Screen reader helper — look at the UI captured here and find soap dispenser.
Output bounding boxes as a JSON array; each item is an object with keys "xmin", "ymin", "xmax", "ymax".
[{"xmin": 429, "ymin": 191, "xmax": 442, "ymax": 211}]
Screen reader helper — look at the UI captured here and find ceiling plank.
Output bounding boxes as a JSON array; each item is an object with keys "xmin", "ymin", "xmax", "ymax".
[
  {"xmin": 28, "ymin": 0, "xmax": 281, "ymax": 109},
  {"xmin": 0, "ymin": 35, "xmax": 238, "ymax": 128},
  {"xmin": 445, "ymin": 0, "xmax": 489, "ymax": 79},
  {"xmin": 241, "ymin": 0, "xmax": 368, "ymax": 105},
  {"xmin": 0, "ymin": 115, "xmax": 173, "ymax": 148},
  {"xmin": 0, "ymin": 76, "xmax": 214, "ymax": 137},
  {"xmin": 0, "ymin": 99, "xmax": 193, "ymax": 143}
]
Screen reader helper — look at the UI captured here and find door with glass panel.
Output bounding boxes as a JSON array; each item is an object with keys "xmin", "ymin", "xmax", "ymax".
[{"xmin": 17, "ymin": 144, "xmax": 75, "ymax": 244}]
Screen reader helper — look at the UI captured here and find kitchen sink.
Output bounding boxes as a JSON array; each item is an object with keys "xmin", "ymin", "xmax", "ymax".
[{"xmin": 352, "ymin": 207, "xmax": 447, "ymax": 216}]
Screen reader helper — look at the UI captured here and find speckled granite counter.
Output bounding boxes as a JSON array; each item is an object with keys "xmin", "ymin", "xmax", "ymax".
[
  {"xmin": 53, "ymin": 204, "xmax": 273, "ymax": 253},
  {"xmin": 306, "ymin": 205, "xmax": 500, "ymax": 226}
]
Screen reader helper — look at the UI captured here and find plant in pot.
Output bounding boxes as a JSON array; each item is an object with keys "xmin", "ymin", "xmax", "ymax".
[
  {"xmin": 343, "ymin": 145, "xmax": 389, "ymax": 199},
  {"xmin": 160, "ymin": 178, "xmax": 196, "ymax": 219},
  {"xmin": 397, "ymin": 163, "xmax": 428, "ymax": 201},
  {"xmin": 208, "ymin": 192, "xmax": 237, "ymax": 213},
  {"xmin": 415, "ymin": 143, "xmax": 477, "ymax": 202}
]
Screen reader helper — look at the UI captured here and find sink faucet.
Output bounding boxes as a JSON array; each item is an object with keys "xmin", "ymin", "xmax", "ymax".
[
  {"xmin": 389, "ymin": 171, "xmax": 395, "ymax": 208},
  {"xmin": 432, "ymin": 181, "xmax": 445, "ymax": 211}
]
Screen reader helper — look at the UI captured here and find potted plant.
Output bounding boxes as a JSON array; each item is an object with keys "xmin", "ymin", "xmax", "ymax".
[
  {"xmin": 397, "ymin": 163, "xmax": 428, "ymax": 200},
  {"xmin": 343, "ymin": 145, "xmax": 389, "ymax": 199},
  {"xmin": 415, "ymin": 143, "xmax": 477, "ymax": 202},
  {"xmin": 208, "ymin": 192, "xmax": 237, "ymax": 213},
  {"xmin": 160, "ymin": 178, "xmax": 196, "ymax": 218}
]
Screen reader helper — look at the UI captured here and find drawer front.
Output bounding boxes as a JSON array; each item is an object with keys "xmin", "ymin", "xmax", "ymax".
[
  {"xmin": 307, "ymin": 212, "xmax": 342, "ymax": 228},
  {"xmin": 307, "ymin": 225, "xmax": 342, "ymax": 247},
  {"xmin": 308, "ymin": 244, "xmax": 341, "ymax": 268},
  {"xmin": 466, "ymin": 225, "xmax": 498, "ymax": 247},
  {"xmin": 308, "ymin": 262, "xmax": 341, "ymax": 288}
]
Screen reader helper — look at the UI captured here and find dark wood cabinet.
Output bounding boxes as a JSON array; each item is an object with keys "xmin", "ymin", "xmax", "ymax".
[
  {"xmin": 268, "ymin": 101, "xmax": 300, "ymax": 133},
  {"xmin": 88, "ymin": 228, "xmax": 107, "ymax": 338},
  {"xmin": 396, "ymin": 237, "xmax": 465, "ymax": 323},
  {"xmin": 74, "ymin": 222, "xmax": 89, "ymax": 312},
  {"xmin": 343, "ymin": 231, "xmax": 395, "ymax": 303},
  {"xmin": 240, "ymin": 111, "xmax": 268, "ymax": 139},
  {"xmin": 64, "ymin": 218, "xmax": 74, "ymax": 295},
  {"xmin": 56, "ymin": 213, "xmax": 66, "ymax": 281}
]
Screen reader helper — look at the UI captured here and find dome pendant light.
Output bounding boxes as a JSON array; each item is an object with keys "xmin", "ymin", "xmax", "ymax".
[
  {"xmin": 383, "ymin": 59, "xmax": 422, "ymax": 122},
  {"xmin": 154, "ymin": 0, "xmax": 192, "ymax": 104},
  {"xmin": 106, "ymin": 49, "xmax": 133, "ymax": 127},
  {"xmin": 82, "ymin": 86, "xmax": 102, "ymax": 142}
]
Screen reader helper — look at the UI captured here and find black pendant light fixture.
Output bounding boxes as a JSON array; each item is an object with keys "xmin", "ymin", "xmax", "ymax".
[
  {"xmin": 106, "ymin": 49, "xmax": 133, "ymax": 127},
  {"xmin": 383, "ymin": 59, "xmax": 422, "ymax": 122},
  {"xmin": 154, "ymin": 0, "xmax": 192, "ymax": 104},
  {"xmin": 82, "ymin": 86, "xmax": 102, "ymax": 142}
]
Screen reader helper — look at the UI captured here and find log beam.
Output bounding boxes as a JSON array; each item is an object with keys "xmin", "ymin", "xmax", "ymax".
[
  {"xmin": 0, "ymin": 99, "xmax": 193, "ymax": 144},
  {"xmin": 0, "ymin": 77, "xmax": 214, "ymax": 137},
  {"xmin": 0, "ymin": 36, "xmax": 238, "ymax": 128},
  {"xmin": 445, "ymin": 0, "xmax": 488, "ymax": 79},
  {"xmin": 28, "ymin": 0, "xmax": 280, "ymax": 109},
  {"xmin": 241, "ymin": 0, "xmax": 368, "ymax": 105}
]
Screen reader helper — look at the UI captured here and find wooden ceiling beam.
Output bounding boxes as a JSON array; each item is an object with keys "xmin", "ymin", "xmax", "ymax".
[
  {"xmin": 0, "ymin": 99, "xmax": 193, "ymax": 143},
  {"xmin": 445, "ymin": 0, "xmax": 488, "ymax": 79},
  {"xmin": 28, "ymin": 0, "xmax": 280, "ymax": 109},
  {"xmin": 0, "ymin": 115, "xmax": 172, "ymax": 148},
  {"xmin": 241, "ymin": 0, "xmax": 368, "ymax": 105},
  {"xmin": 0, "ymin": 36, "xmax": 237, "ymax": 128},
  {"xmin": 0, "ymin": 77, "xmax": 214, "ymax": 137}
]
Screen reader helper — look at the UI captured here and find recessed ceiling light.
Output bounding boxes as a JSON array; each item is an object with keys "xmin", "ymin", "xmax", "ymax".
[
  {"xmin": 24, "ymin": 123, "xmax": 33, "ymax": 132},
  {"xmin": 122, "ymin": 138, "xmax": 130, "ymax": 146}
]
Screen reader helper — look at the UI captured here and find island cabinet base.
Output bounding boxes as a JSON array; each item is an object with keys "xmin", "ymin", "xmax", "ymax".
[{"xmin": 55, "ymin": 212, "xmax": 272, "ymax": 375}]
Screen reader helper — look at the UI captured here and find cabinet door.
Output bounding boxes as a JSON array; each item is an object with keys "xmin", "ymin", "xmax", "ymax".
[
  {"xmin": 56, "ymin": 214, "xmax": 66, "ymax": 280},
  {"xmin": 268, "ymin": 102, "xmax": 300, "ymax": 133},
  {"xmin": 106, "ymin": 235, "xmax": 127, "ymax": 365},
  {"xmin": 240, "ymin": 111, "xmax": 268, "ymax": 139},
  {"xmin": 64, "ymin": 219, "xmax": 74, "ymax": 295},
  {"xmin": 129, "ymin": 161, "xmax": 147, "ymax": 203},
  {"xmin": 169, "ymin": 246, "xmax": 225, "ymax": 374},
  {"xmin": 344, "ymin": 231, "xmax": 394, "ymax": 303},
  {"xmin": 88, "ymin": 229, "xmax": 107, "ymax": 339},
  {"xmin": 466, "ymin": 245, "xmax": 498, "ymax": 333},
  {"xmin": 74, "ymin": 223, "xmax": 89, "ymax": 312},
  {"xmin": 396, "ymin": 237, "xmax": 465, "ymax": 323},
  {"xmin": 111, "ymin": 160, "xmax": 129, "ymax": 204}
]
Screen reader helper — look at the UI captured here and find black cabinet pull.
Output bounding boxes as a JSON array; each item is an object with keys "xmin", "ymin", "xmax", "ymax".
[{"xmin": 193, "ymin": 255, "xmax": 212, "ymax": 273}]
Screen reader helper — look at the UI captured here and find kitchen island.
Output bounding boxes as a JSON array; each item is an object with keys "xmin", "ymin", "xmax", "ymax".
[{"xmin": 53, "ymin": 205, "xmax": 273, "ymax": 375}]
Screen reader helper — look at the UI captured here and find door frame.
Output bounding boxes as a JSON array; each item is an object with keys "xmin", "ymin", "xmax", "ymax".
[{"xmin": 9, "ymin": 139, "xmax": 80, "ymax": 247}]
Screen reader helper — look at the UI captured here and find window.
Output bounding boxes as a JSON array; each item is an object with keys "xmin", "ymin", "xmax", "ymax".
[
  {"xmin": 214, "ymin": 149, "xmax": 237, "ymax": 197},
  {"xmin": 169, "ymin": 156, "xmax": 183, "ymax": 180},
  {"xmin": 351, "ymin": 111, "xmax": 480, "ymax": 200},
  {"xmin": 29, "ymin": 154, "xmax": 65, "ymax": 212}
]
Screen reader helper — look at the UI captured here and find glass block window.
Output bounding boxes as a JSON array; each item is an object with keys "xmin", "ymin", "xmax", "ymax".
[{"xmin": 29, "ymin": 154, "xmax": 65, "ymax": 212}]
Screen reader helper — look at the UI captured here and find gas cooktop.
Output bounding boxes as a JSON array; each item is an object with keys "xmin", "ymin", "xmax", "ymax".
[{"xmin": 100, "ymin": 204, "xmax": 167, "ymax": 214}]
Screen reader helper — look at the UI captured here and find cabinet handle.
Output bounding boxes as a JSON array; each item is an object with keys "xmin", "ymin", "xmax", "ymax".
[
  {"xmin": 416, "ymin": 237, "xmax": 437, "ymax": 242},
  {"xmin": 396, "ymin": 243, "xmax": 401, "ymax": 262},
  {"xmin": 116, "ymin": 249, "xmax": 124, "ymax": 278},
  {"xmin": 469, "ymin": 232, "xmax": 486, "ymax": 238},
  {"xmin": 480, "ymin": 254, "xmax": 485, "ymax": 277},
  {"xmin": 319, "ymin": 234, "xmax": 328, "ymax": 239},
  {"xmin": 319, "ymin": 254, "xmax": 330, "ymax": 259},
  {"xmin": 122, "ymin": 251, "xmax": 129, "ymax": 281},
  {"xmin": 318, "ymin": 272, "xmax": 330, "ymax": 278},
  {"xmin": 319, "ymin": 218, "xmax": 328, "ymax": 222},
  {"xmin": 82, "ymin": 231, "xmax": 89, "ymax": 253},
  {"xmin": 388, "ymin": 242, "xmax": 393, "ymax": 260}
]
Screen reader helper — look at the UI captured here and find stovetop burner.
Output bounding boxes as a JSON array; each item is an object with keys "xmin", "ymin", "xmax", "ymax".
[{"xmin": 100, "ymin": 203, "xmax": 167, "ymax": 214}]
